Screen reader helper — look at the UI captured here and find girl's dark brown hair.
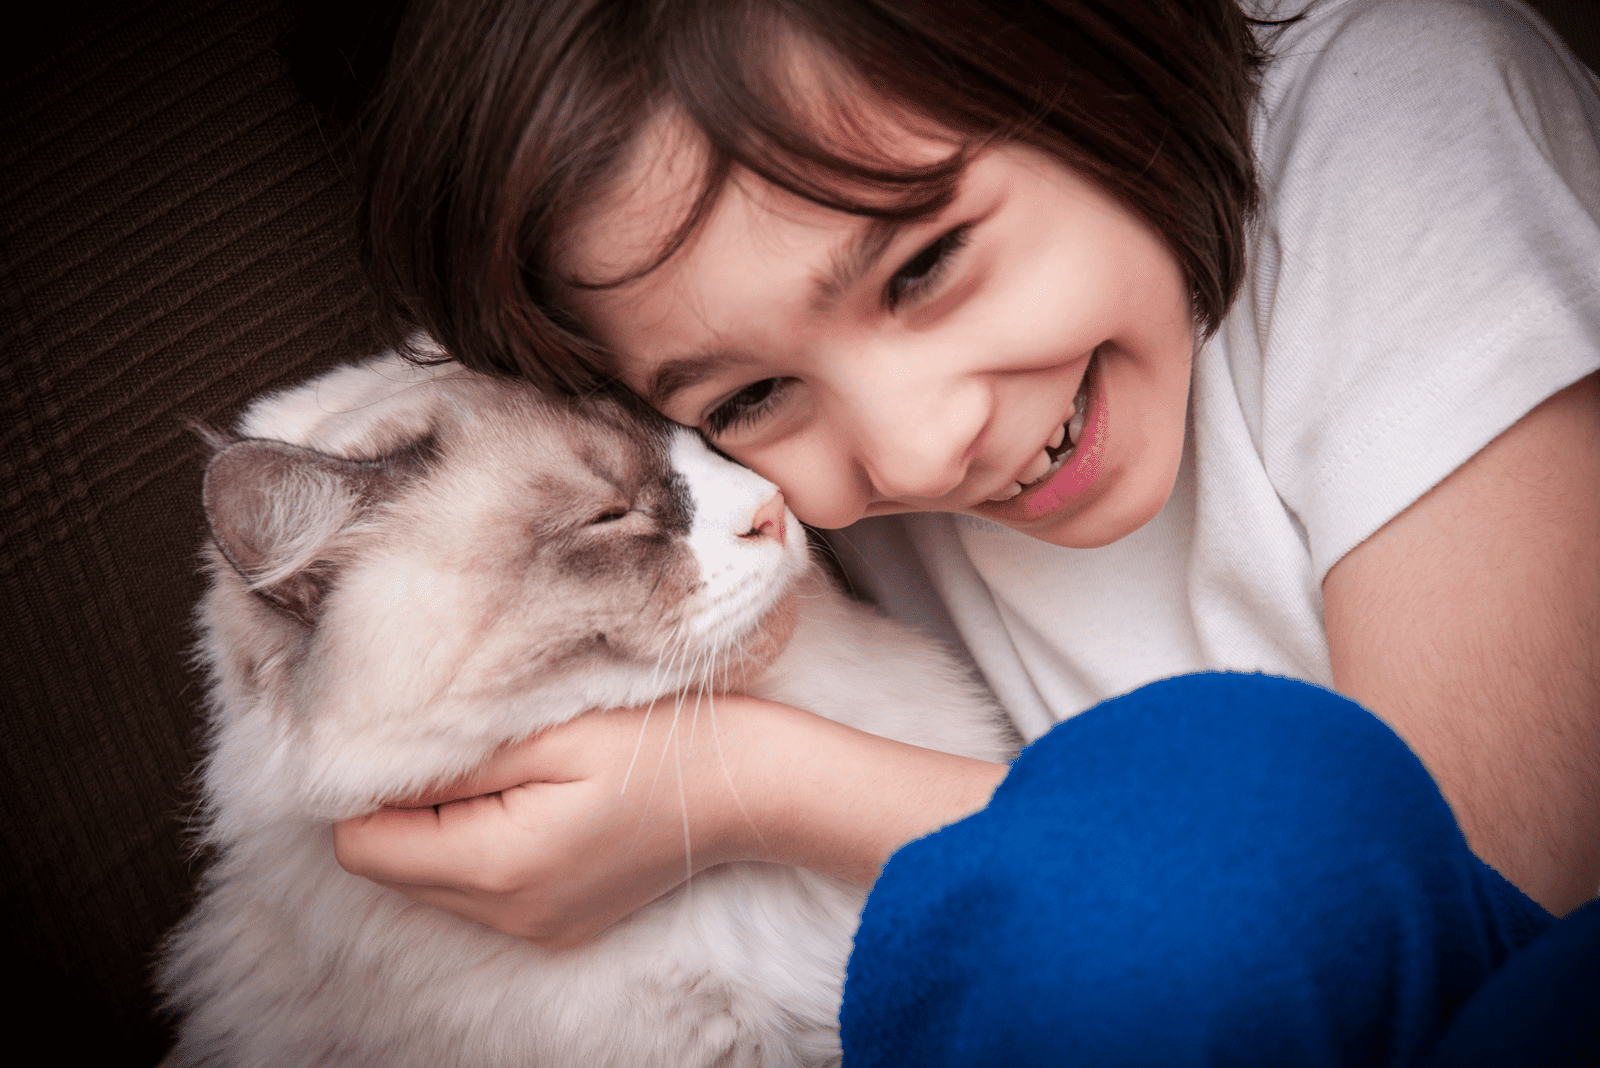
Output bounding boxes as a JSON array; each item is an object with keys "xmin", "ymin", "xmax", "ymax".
[{"xmin": 361, "ymin": 0, "xmax": 1272, "ymax": 397}]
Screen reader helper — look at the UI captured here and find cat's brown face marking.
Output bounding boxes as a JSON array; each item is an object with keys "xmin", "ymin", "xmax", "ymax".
[
  {"xmin": 333, "ymin": 386, "xmax": 705, "ymax": 701},
  {"xmin": 200, "ymin": 359, "xmax": 810, "ymax": 801}
]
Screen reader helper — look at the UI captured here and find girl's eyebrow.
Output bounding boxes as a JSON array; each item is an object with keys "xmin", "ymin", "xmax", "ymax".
[
  {"xmin": 811, "ymin": 218, "xmax": 904, "ymax": 312},
  {"xmin": 645, "ymin": 351, "xmax": 748, "ymax": 407}
]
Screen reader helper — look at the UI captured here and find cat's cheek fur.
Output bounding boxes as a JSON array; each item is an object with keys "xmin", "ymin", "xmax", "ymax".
[
  {"xmin": 161, "ymin": 349, "xmax": 1016, "ymax": 1068},
  {"xmin": 701, "ymin": 586, "xmax": 802, "ymax": 696}
]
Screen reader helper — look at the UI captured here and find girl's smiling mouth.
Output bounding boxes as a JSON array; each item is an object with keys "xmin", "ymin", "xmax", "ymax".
[{"xmin": 979, "ymin": 349, "xmax": 1106, "ymax": 523}]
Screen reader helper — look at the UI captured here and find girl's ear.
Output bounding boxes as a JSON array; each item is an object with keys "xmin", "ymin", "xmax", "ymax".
[{"xmin": 201, "ymin": 437, "xmax": 403, "ymax": 628}]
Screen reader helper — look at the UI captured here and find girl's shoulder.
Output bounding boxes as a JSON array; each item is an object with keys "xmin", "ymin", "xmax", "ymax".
[
  {"xmin": 1216, "ymin": 0, "xmax": 1600, "ymax": 585},
  {"xmin": 1252, "ymin": 0, "xmax": 1580, "ymax": 46},
  {"xmin": 1242, "ymin": 0, "xmax": 1599, "ymax": 244},
  {"xmin": 1243, "ymin": 0, "xmax": 1598, "ymax": 278},
  {"xmin": 1254, "ymin": 0, "xmax": 1596, "ymax": 121}
]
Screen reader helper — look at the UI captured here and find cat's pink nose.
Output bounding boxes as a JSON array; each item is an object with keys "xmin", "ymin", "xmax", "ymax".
[{"xmin": 744, "ymin": 492, "xmax": 787, "ymax": 546}]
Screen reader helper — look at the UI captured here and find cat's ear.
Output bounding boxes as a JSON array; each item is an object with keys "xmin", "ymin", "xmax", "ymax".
[{"xmin": 201, "ymin": 436, "xmax": 407, "ymax": 628}]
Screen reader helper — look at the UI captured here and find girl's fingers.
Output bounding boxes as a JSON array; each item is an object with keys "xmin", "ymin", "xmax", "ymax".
[
  {"xmin": 329, "ymin": 695, "xmax": 824, "ymax": 947},
  {"xmin": 379, "ymin": 714, "xmax": 618, "ymax": 808},
  {"xmin": 380, "ymin": 709, "xmax": 656, "ymax": 808},
  {"xmin": 336, "ymin": 791, "xmax": 531, "ymax": 888},
  {"xmin": 333, "ymin": 781, "xmax": 684, "ymax": 948}
]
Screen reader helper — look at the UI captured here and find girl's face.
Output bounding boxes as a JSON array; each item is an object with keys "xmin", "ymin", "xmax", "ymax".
[{"xmin": 566, "ymin": 119, "xmax": 1194, "ymax": 548}]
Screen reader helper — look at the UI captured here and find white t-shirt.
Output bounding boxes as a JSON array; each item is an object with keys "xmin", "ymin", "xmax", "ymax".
[{"xmin": 829, "ymin": 0, "xmax": 1600, "ymax": 744}]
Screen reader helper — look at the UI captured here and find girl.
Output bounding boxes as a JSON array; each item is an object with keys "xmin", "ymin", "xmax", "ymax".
[{"xmin": 335, "ymin": 0, "xmax": 1600, "ymax": 1060}]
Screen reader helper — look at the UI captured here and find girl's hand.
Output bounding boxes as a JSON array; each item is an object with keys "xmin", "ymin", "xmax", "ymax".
[{"xmin": 332, "ymin": 695, "xmax": 1008, "ymax": 950}]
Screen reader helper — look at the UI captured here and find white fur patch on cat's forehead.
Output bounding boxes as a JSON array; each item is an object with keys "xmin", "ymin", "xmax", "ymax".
[{"xmin": 668, "ymin": 428, "xmax": 779, "ymax": 514}]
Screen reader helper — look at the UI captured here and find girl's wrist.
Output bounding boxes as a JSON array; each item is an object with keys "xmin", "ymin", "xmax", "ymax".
[{"xmin": 729, "ymin": 699, "xmax": 1009, "ymax": 886}]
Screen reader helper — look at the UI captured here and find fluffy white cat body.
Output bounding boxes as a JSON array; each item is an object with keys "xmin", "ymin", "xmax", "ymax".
[{"xmin": 160, "ymin": 353, "xmax": 1012, "ymax": 1067}]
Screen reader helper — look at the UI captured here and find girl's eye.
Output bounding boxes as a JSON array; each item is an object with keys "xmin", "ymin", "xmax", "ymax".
[
  {"xmin": 704, "ymin": 377, "xmax": 792, "ymax": 437},
  {"xmin": 886, "ymin": 226, "xmax": 970, "ymax": 309}
]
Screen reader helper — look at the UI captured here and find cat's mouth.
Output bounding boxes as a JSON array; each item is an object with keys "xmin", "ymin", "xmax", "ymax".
[
  {"xmin": 665, "ymin": 428, "xmax": 811, "ymax": 686},
  {"xmin": 703, "ymin": 588, "xmax": 801, "ymax": 693},
  {"xmin": 671, "ymin": 541, "xmax": 806, "ymax": 682}
]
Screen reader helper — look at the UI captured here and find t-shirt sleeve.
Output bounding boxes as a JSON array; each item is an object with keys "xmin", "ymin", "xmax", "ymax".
[{"xmin": 1240, "ymin": 0, "xmax": 1600, "ymax": 581}]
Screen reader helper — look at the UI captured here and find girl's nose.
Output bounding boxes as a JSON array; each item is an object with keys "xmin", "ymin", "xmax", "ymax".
[{"xmin": 844, "ymin": 361, "xmax": 989, "ymax": 503}]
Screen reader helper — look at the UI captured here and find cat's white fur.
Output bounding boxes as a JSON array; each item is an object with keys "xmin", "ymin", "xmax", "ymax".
[{"xmin": 159, "ymin": 352, "xmax": 1013, "ymax": 1067}]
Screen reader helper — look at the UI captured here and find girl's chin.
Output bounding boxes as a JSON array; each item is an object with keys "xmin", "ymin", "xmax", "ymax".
[{"xmin": 1005, "ymin": 442, "xmax": 1183, "ymax": 549}]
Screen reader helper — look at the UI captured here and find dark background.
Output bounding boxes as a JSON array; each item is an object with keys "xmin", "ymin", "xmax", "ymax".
[{"xmin": 2, "ymin": 0, "xmax": 1596, "ymax": 1061}]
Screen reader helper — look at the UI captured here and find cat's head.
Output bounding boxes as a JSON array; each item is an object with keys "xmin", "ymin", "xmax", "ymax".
[{"xmin": 194, "ymin": 354, "xmax": 810, "ymax": 815}]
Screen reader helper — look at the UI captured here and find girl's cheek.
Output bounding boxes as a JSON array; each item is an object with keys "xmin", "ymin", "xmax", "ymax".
[{"xmin": 751, "ymin": 439, "xmax": 863, "ymax": 531}]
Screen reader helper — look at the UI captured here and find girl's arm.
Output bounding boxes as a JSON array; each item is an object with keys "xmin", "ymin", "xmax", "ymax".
[
  {"xmin": 1324, "ymin": 372, "xmax": 1600, "ymax": 917},
  {"xmin": 332, "ymin": 696, "xmax": 1007, "ymax": 949},
  {"xmin": 335, "ymin": 373, "xmax": 1599, "ymax": 940}
]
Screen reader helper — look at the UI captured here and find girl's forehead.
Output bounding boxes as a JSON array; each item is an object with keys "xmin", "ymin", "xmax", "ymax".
[
  {"xmin": 565, "ymin": 148, "xmax": 846, "ymax": 389},
  {"xmin": 557, "ymin": 109, "xmax": 705, "ymax": 282},
  {"xmin": 564, "ymin": 96, "xmax": 964, "ymax": 292}
]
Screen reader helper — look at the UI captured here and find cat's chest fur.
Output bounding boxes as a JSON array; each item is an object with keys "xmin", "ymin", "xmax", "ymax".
[{"xmin": 159, "ymin": 353, "xmax": 1014, "ymax": 1068}]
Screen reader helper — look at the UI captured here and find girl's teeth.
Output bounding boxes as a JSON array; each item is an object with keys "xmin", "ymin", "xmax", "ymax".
[
  {"xmin": 992, "ymin": 392, "xmax": 1092, "ymax": 505},
  {"xmin": 1068, "ymin": 408, "xmax": 1086, "ymax": 446},
  {"xmin": 1019, "ymin": 450, "xmax": 1052, "ymax": 485}
]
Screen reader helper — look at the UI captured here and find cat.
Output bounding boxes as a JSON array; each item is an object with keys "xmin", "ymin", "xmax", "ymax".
[{"xmin": 157, "ymin": 349, "xmax": 1015, "ymax": 1068}]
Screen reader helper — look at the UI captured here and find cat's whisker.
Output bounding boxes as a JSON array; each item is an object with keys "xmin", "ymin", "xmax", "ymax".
[
  {"xmin": 622, "ymin": 683, "xmax": 688, "ymax": 862},
  {"xmin": 653, "ymin": 672, "xmax": 692, "ymax": 793},
  {"xmin": 623, "ymin": 621, "xmax": 690, "ymax": 796},
  {"xmin": 685, "ymin": 645, "xmax": 707, "ymax": 749},
  {"xmin": 812, "ymin": 528, "xmax": 878, "ymax": 603},
  {"xmin": 626, "ymin": 634, "xmax": 697, "ymax": 836},
  {"xmin": 690, "ymin": 631, "xmax": 770, "ymax": 856},
  {"xmin": 639, "ymin": 557, "xmax": 671, "ymax": 614},
  {"xmin": 673, "ymin": 640, "xmax": 735, "ymax": 887},
  {"xmin": 672, "ymin": 690, "xmax": 694, "ymax": 895},
  {"xmin": 704, "ymin": 686, "xmax": 770, "ymax": 855},
  {"xmin": 619, "ymin": 692, "xmax": 661, "ymax": 798}
]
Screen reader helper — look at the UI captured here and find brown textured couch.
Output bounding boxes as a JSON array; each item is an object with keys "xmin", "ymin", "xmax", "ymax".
[{"xmin": 2, "ymin": 0, "xmax": 1595, "ymax": 1061}]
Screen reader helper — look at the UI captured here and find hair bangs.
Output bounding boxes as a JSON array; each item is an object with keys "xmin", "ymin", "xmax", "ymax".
[
  {"xmin": 363, "ymin": 1, "xmax": 1268, "ymax": 396},
  {"xmin": 566, "ymin": 1, "xmax": 974, "ymax": 295}
]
